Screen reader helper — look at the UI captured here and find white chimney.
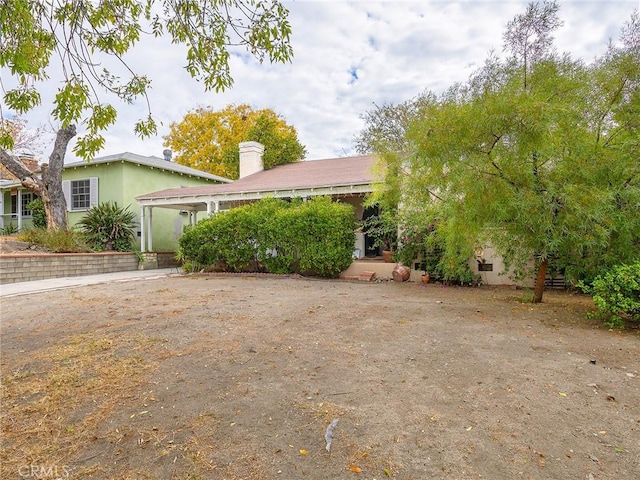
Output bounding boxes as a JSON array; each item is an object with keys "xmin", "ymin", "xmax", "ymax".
[{"xmin": 239, "ymin": 141, "xmax": 265, "ymax": 178}]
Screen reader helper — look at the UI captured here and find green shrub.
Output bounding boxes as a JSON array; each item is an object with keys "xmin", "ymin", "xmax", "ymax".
[
  {"xmin": 0, "ymin": 222, "xmax": 19, "ymax": 235},
  {"xmin": 361, "ymin": 210, "xmax": 398, "ymax": 252},
  {"xmin": 26, "ymin": 198, "xmax": 47, "ymax": 228},
  {"xmin": 579, "ymin": 261, "xmax": 640, "ymax": 328},
  {"xmin": 77, "ymin": 202, "xmax": 137, "ymax": 252},
  {"xmin": 17, "ymin": 228, "xmax": 91, "ymax": 253},
  {"xmin": 394, "ymin": 215, "xmax": 478, "ymax": 285},
  {"xmin": 178, "ymin": 197, "xmax": 356, "ymax": 277}
]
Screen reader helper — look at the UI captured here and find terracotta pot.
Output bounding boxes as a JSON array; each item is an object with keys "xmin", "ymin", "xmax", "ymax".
[
  {"xmin": 382, "ymin": 250, "xmax": 394, "ymax": 263},
  {"xmin": 392, "ymin": 265, "xmax": 410, "ymax": 282},
  {"xmin": 421, "ymin": 274, "xmax": 430, "ymax": 283}
]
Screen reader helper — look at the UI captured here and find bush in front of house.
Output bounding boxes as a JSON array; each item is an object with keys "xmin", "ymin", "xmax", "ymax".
[
  {"xmin": 77, "ymin": 202, "xmax": 137, "ymax": 252},
  {"xmin": 178, "ymin": 197, "xmax": 356, "ymax": 277},
  {"xmin": 17, "ymin": 228, "xmax": 91, "ymax": 253},
  {"xmin": 579, "ymin": 261, "xmax": 640, "ymax": 328},
  {"xmin": 26, "ymin": 198, "xmax": 47, "ymax": 228}
]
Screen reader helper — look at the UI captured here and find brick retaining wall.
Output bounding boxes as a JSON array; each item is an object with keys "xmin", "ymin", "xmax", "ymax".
[{"xmin": 0, "ymin": 252, "xmax": 139, "ymax": 285}]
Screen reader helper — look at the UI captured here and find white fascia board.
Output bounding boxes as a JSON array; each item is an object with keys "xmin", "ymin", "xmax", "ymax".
[
  {"xmin": 212, "ymin": 183, "xmax": 373, "ymax": 202},
  {"xmin": 137, "ymin": 183, "xmax": 373, "ymax": 208}
]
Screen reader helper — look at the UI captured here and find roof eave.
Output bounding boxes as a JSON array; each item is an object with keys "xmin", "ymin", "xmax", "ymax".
[{"xmin": 137, "ymin": 182, "xmax": 374, "ymax": 207}]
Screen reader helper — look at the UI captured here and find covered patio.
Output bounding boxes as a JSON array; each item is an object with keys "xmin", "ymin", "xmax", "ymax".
[{"xmin": 135, "ymin": 150, "xmax": 378, "ymax": 254}]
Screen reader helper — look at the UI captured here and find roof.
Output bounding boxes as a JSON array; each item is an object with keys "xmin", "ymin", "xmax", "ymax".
[
  {"xmin": 64, "ymin": 152, "xmax": 232, "ymax": 183},
  {"xmin": 0, "ymin": 179, "xmax": 21, "ymax": 189},
  {"xmin": 136, "ymin": 154, "xmax": 378, "ymax": 201}
]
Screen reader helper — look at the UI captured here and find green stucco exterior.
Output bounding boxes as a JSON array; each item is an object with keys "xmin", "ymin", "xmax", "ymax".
[
  {"xmin": 63, "ymin": 160, "xmax": 217, "ymax": 251},
  {"xmin": 1, "ymin": 189, "xmax": 37, "ymax": 231},
  {"xmin": 1, "ymin": 157, "xmax": 220, "ymax": 251}
]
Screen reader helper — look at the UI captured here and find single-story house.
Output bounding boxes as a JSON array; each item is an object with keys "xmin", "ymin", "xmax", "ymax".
[
  {"xmin": 136, "ymin": 141, "xmax": 379, "ymax": 255},
  {"xmin": 0, "ymin": 151, "xmax": 231, "ymax": 251},
  {"xmin": 136, "ymin": 142, "xmax": 529, "ymax": 285}
]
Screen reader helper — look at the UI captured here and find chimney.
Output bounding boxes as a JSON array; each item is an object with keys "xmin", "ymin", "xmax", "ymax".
[
  {"xmin": 239, "ymin": 141, "xmax": 265, "ymax": 178},
  {"xmin": 1, "ymin": 153, "xmax": 39, "ymax": 180},
  {"xmin": 162, "ymin": 149, "xmax": 172, "ymax": 161},
  {"xmin": 18, "ymin": 153, "xmax": 39, "ymax": 172}
]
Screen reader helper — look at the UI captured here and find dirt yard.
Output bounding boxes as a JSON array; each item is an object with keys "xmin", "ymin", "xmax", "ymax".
[{"xmin": 1, "ymin": 274, "xmax": 639, "ymax": 480}]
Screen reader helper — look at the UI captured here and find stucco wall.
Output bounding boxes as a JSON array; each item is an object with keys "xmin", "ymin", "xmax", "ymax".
[
  {"xmin": 469, "ymin": 246, "xmax": 535, "ymax": 287},
  {"xmin": 62, "ymin": 160, "xmax": 218, "ymax": 251}
]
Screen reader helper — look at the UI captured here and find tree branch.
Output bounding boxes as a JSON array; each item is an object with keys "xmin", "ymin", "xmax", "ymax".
[{"xmin": 0, "ymin": 149, "xmax": 43, "ymax": 194}]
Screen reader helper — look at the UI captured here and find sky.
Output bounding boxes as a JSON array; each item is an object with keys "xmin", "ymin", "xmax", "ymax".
[{"xmin": 3, "ymin": 0, "xmax": 638, "ymax": 164}]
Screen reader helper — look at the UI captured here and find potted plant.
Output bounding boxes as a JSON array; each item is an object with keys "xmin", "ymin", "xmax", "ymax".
[{"xmin": 362, "ymin": 210, "xmax": 398, "ymax": 262}]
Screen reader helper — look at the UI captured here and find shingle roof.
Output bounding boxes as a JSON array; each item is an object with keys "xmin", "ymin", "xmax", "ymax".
[
  {"xmin": 64, "ymin": 152, "xmax": 232, "ymax": 183},
  {"xmin": 137, "ymin": 154, "xmax": 378, "ymax": 200}
]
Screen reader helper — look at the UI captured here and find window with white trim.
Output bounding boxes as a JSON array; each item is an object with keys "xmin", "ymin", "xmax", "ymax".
[
  {"xmin": 63, "ymin": 177, "xmax": 98, "ymax": 211},
  {"xmin": 21, "ymin": 192, "xmax": 35, "ymax": 216},
  {"xmin": 72, "ymin": 179, "xmax": 91, "ymax": 210},
  {"xmin": 10, "ymin": 192, "xmax": 36, "ymax": 217}
]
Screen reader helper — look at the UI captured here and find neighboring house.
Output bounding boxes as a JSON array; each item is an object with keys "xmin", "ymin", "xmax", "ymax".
[
  {"xmin": 0, "ymin": 154, "xmax": 41, "ymax": 231},
  {"xmin": 136, "ymin": 142, "xmax": 377, "ymax": 254},
  {"xmin": 0, "ymin": 151, "xmax": 231, "ymax": 251}
]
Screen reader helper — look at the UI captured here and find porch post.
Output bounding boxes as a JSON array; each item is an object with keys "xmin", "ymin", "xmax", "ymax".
[
  {"xmin": 17, "ymin": 189, "xmax": 23, "ymax": 230},
  {"xmin": 140, "ymin": 207, "xmax": 146, "ymax": 252},
  {"xmin": 193, "ymin": 210, "xmax": 198, "ymax": 224},
  {"xmin": 214, "ymin": 200, "xmax": 220, "ymax": 214},
  {"xmin": 206, "ymin": 201, "xmax": 212, "ymax": 216},
  {"xmin": 147, "ymin": 207, "xmax": 153, "ymax": 252}
]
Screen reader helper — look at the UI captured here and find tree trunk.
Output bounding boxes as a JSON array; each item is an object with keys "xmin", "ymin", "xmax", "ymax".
[
  {"xmin": 0, "ymin": 125, "xmax": 76, "ymax": 230},
  {"xmin": 533, "ymin": 257, "xmax": 548, "ymax": 303},
  {"xmin": 41, "ymin": 125, "xmax": 77, "ymax": 229}
]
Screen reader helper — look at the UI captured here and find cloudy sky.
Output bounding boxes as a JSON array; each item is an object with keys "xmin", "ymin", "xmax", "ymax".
[{"xmin": 5, "ymin": 0, "xmax": 638, "ymax": 164}]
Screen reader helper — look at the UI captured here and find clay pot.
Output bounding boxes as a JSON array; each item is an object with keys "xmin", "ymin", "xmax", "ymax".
[
  {"xmin": 392, "ymin": 265, "xmax": 410, "ymax": 282},
  {"xmin": 382, "ymin": 250, "xmax": 394, "ymax": 263}
]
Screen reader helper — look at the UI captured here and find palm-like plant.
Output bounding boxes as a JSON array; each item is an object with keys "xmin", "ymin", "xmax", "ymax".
[{"xmin": 78, "ymin": 202, "xmax": 137, "ymax": 251}]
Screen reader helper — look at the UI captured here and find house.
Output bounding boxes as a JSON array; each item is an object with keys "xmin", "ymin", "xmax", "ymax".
[
  {"xmin": 136, "ymin": 142, "xmax": 536, "ymax": 285},
  {"xmin": 0, "ymin": 154, "xmax": 41, "ymax": 232},
  {"xmin": 136, "ymin": 142, "xmax": 378, "ymax": 254},
  {"xmin": 0, "ymin": 151, "xmax": 231, "ymax": 251}
]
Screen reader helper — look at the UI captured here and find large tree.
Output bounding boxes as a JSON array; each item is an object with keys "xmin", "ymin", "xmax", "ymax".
[
  {"xmin": 0, "ymin": 0, "xmax": 293, "ymax": 228},
  {"xmin": 1, "ymin": 123, "xmax": 76, "ymax": 229},
  {"xmin": 164, "ymin": 104, "xmax": 306, "ymax": 179},
  {"xmin": 366, "ymin": 1, "xmax": 639, "ymax": 302}
]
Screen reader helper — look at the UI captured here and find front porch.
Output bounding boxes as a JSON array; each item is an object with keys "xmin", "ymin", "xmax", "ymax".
[{"xmin": 340, "ymin": 257, "xmax": 419, "ymax": 282}]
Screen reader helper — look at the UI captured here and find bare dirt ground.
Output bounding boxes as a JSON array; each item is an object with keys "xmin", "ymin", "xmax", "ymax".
[{"xmin": 1, "ymin": 274, "xmax": 639, "ymax": 480}]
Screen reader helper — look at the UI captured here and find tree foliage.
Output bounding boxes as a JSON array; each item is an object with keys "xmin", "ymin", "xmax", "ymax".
[
  {"xmin": 164, "ymin": 104, "xmax": 306, "ymax": 178},
  {"xmin": 0, "ymin": 0, "xmax": 293, "ymax": 159},
  {"xmin": 1, "ymin": 1, "xmax": 293, "ymax": 230},
  {"xmin": 362, "ymin": 1, "xmax": 640, "ymax": 302},
  {"xmin": 0, "ymin": 118, "xmax": 43, "ymax": 156}
]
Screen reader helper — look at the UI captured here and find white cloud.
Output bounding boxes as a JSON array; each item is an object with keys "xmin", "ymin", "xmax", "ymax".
[{"xmin": 3, "ymin": 0, "xmax": 637, "ymax": 163}]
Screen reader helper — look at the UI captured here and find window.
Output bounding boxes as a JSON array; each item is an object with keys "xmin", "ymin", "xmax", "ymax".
[
  {"xmin": 10, "ymin": 192, "xmax": 36, "ymax": 217},
  {"xmin": 21, "ymin": 192, "xmax": 34, "ymax": 217},
  {"xmin": 477, "ymin": 262, "xmax": 493, "ymax": 272},
  {"xmin": 71, "ymin": 179, "xmax": 91, "ymax": 210},
  {"xmin": 63, "ymin": 178, "xmax": 98, "ymax": 211}
]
